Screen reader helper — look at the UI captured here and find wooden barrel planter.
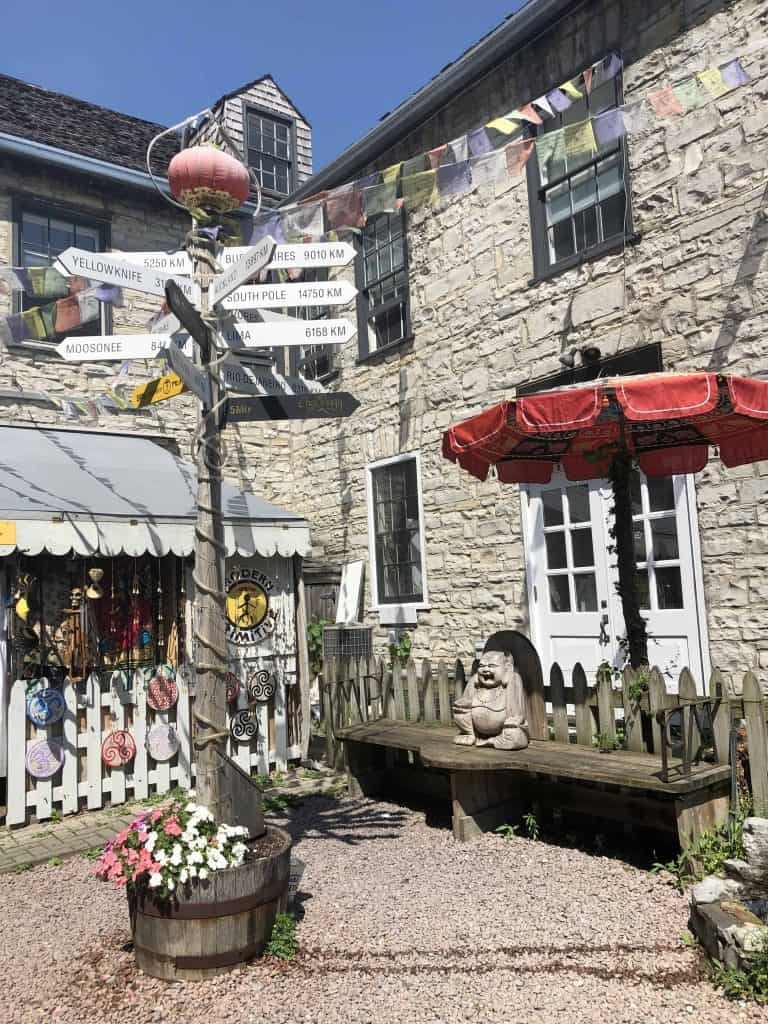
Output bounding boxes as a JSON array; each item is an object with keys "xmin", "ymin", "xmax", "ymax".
[{"xmin": 129, "ymin": 825, "xmax": 292, "ymax": 981}]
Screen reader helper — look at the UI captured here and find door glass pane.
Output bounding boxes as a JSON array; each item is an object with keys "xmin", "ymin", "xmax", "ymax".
[
  {"xmin": 633, "ymin": 522, "xmax": 647, "ymax": 562},
  {"xmin": 542, "ymin": 491, "xmax": 564, "ymax": 527},
  {"xmin": 574, "ymin": 574, "xmax": 598, "ymax": 612},
  {"xmin": 549, "ymin": 575, "xmax": 571, "ymax": 612},
  {"xmin": 656, "ymin": 567, "xmax": 683, "ymax": 609},
  {"xmin": 545, "ymin": 532, "xmax": 567, "ymax": 570},
  {"xmin": 648, "ymin": 476, "xmax": 675, "ymax": 513},
  {"xmin": 571, "ymin": 527, "xmax": 594, "ymax": 567},
  {"xmin": 567, "ymin": 485, "xmax": 590, "ymax": 523},
  {"xmin": 651, "ymin": 517, "xmax": 679, "ymax": 561},
  {"xmin": 637, "ymin": 569, "xmax": 651, "ymax": 610}
]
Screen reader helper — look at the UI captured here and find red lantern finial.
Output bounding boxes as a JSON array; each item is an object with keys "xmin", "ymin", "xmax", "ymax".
[{"xmin": 168, "ymin": 144, "xmax": 251, "ymax": 214}]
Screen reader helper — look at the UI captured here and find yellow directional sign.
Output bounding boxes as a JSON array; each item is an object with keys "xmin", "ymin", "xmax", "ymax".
[{"xmin": 130, "ymin": 372, "xmax": 188, "ymax": 408}]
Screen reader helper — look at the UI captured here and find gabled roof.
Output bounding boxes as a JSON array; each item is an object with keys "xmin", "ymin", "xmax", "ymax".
[
  {"xmin": 211, "ymin": 73, "xmax": 312, "ymax": 127},
  {"xmin": 0, "ymin": 72, "xmax": 179, "ymax": 174}
]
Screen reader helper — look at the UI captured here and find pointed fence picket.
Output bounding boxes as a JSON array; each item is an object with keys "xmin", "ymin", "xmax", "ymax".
[{"xmin": 3, "ymin": 660, "xmax": 299, "ymax": 827}]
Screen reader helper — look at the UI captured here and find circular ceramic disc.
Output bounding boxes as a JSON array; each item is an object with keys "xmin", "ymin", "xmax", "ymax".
[
  {"xmin": 147, "ymin": 674, "xmax": 178, "ymax": 712},
  {"xmin": 225, "ymin": 672, "xmax": 241, "ymax": 704},
  {"xmin": 247, "ymin": 669, "xmax": 276, "ymax": 702},
  {"xmin": 145, "ymin": 723, "xmax": 180, "ymax": 762},
  {"xmin": 26, "ymin": 687, "xmax": 65, "ymax": 727},
  {"xmin": 26, "ymin": 739, "xmax": 64, "ymax": 779},
  {"xmin": 230, "ymin": 708, "xmax": 258, "ymax": 742},
  {"xmin": 101, "ymin": 730, "xmax": 137, "ymax": 768}
]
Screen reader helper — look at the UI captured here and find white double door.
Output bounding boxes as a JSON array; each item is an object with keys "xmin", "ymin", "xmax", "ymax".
[{"xmin": 521, "ymin": 470, "xmax": 709, "ymax": 693}]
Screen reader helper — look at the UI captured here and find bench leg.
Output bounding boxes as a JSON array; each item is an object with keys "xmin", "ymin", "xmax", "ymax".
[
  {"xmin": 346, "ymin": 740, "xmax": 387, "ymax": 799},
  {"xmin": 450, "ymin": 770, "xmax": 522, "ymax": 842},
  {"xmin": 674, "ymin": 784, "xmax": 730, "ymax": 852}
]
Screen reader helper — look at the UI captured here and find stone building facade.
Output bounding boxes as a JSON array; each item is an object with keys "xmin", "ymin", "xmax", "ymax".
[
  {"xmin": 0, "ymin": 72, "xmax": 311, "ymax": 500},
  {"xmin": 278, "ymin": 0, "xmax": 768, "ymax": 687}
]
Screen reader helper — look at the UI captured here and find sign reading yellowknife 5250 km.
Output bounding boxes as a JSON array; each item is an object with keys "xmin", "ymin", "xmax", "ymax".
[{"xmin": 130, "ymin": 372, "xmax": 188, "ymax": 408}]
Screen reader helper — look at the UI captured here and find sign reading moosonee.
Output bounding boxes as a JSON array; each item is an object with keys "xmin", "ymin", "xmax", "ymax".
[
  {"xmin": 219, "ymin": 317, "xmax": 355, "ymax": 349},
  {"xmin": 56, "ymin": 333, "xmax": 177, "ymax": 362}
]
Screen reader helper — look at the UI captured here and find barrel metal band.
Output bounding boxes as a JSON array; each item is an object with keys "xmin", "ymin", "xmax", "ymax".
[
  {"xmin": 134, "ymin": 939, "xmax": 267, "ymax": 971},
  {"xmin": 134, "ymin": 875, "xmax": 286, "ymax": 920}
]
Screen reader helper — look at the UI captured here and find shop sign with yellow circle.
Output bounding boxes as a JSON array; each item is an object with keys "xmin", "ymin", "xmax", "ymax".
[{"xmin": 224, "ymin": 567, "xmax": 276, "ymax": 645}]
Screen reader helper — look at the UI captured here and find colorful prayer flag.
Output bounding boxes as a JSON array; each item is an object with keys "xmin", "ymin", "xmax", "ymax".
[
  {"xmin": 437, "ymin": 160, "xmax": 472, "ymax": 198},
  {"xmin": 54, "ymin": 296, "xmax": 82, "ymax": 333},
  {"xmin": 720, "ymin": 59, "xmax": 750, "ymax": 89},
  {"xmin": 533, "ymin": 95, "xmax": 555, "ymax": 119},
  {"xmin": 470, "ymin": 150, "xmax": 507, "ymax": 188},
  {"xmin": 505, "ymin": 139, "xmax": 534, "ymax": 177},
  {"xmin": 546, "ymin": 89, "xmax": 572, "ymax": 113},
  {"xmin": 583, "ymin": 68, "xmax": 593, "ymax": 95},
  {"xmin": 29, "ymin": 267, "xmax": 69, "ymax": 298},
  {"xmin": 402, "ymin": 154, "xmax": 429, "ymax": 177},
  {"xmin": 621, "ymin": 102, "xmax": 651, "ymax": 134},
  {"xmin": 280, "ymin": 202, "xmax": 324, "ymax": 242},
  {"xmin": 561, "ymin": 79, "xmax": 582, "ymax": 100},
  {"xmin": 673, "ymin": 77, "xmax": 706, "ymax": 110},
  {"xmin": 697, "ymin": 68, "xmax": 729, "ymax": 98},
  {"xmin": 382, "ymin": 163, "xmax": 403, "ymax": 185},
  {"xmin": 535, "ymin": 130, "xmax": 566, "ymax": 176},
  {"xmin": 428, "ymin": 145, "xmax": 449, "ymax": 169},
  {"xmin": 468, "ymin": 127, "xmax": 494, "ymax": 156},
  {"xmin": 325, "ymin": 184, "xmax": 365, "ymax": 231},
  {"xmin": 517, "ymin": 103, "xmax": 543, "ymax": 125},
  {"xmin": 401, "ymin": 170, "xmax": 438, "ymax": 210},
  {"xmin": 593, "ymin": 108, "xmax": 626, "ymax": 146},
  {"xmin": 486, "ymin": 116, "xmax": 518, "ymax": 135},
  {"xmin": 249, "ymin": 211, "xmax": 286, "ymax": 245},
  {"xmin": 363, "ymin": 181, "xmax": 398, "ymax": 219},
  {"xmin": 77, "ymin": 291, "xmax": 100, "ymax": 325},
  {"xmin": 648, "ymin": 85, "xmax": 684, "ymax": 118},
  {"xmin": 448, "ymin": 136, "xmax": 469, "ymax": 163},
  {"xmin": 93, "ymin": 284, "xmax": 123, "ymax": 306},
  {"xmin": 564, "ymin": 121, "xmax": 597, "ymax": 160}
]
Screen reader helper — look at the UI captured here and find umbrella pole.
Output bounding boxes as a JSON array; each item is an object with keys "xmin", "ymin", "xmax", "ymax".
[{"xmin": 608, "ymin": 452, "xmax": 649, "ymax": 669}]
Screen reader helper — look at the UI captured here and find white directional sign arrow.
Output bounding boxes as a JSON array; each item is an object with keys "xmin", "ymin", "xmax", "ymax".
[
  {"xmin": 165, "ymin": 343, "xmax": 212, "ymax": 407},
  {"xmin": 209, "ymin": 235, "xmax": 276, "ymax": 307},
  {"xmin": 220, "ymin": 352, "xmax": 323, "ymax": 396},
  {"xmin": 221, "ymin": 280, "xmax": 358, "ymax": 311},
  {"xmin": 56, "ymin": 333, "xmax": 179, "ymax": 362},
  {"xmin": 124, "ymin": 240, "xmax": 357, "ymax": 275},
  {"xmin": 218, "ymin": 317, "xmax": 355, "ymax": 350},
  {"xmin": 57, "ymin": 247, "xmax": 200, "ymax": 303}
]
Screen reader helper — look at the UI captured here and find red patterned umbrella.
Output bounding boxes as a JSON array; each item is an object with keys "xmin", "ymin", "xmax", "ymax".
[{"xmin": 442, "ymin": 371, "xmax": 768, "ymax": 666}]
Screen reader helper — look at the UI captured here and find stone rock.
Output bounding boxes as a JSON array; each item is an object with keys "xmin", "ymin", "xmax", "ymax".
[
  {"xmin": 691, "ymin": 876, "xmax": 742, "ymax": 905},
  {"xmin": 743, "ymin": 818, "xmax": 768, "ymax": 874},
  {"xmin": 720, "ymin": 900, "xmax": 765, "ymax": 927},
  {"xmin": 738, "ymin": 926, "xmax": 768, "ymax": 953}
]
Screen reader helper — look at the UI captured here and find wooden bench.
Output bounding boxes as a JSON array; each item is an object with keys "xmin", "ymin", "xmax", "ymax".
[{"xmin": 322, "ymin": 641, "xmax": 738, "ymax": 848}]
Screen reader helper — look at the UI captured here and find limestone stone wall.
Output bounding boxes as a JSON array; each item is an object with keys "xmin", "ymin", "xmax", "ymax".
[{"xmin": 282, "ymin": 0, "xmax": 768, "ymax": 673}]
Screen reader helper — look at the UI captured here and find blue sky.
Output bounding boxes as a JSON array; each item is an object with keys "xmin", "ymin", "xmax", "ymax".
[{"xmin": 4, "ymin": 0, "xmax": 526, "ymax": 173}]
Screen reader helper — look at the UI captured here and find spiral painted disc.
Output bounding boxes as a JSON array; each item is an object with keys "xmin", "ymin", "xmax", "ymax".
[
  {"xmin": 101, "ymin": 730, "xmax": 137, "ymax": 768},
  {"xmin": 145, "ymin": 723, "xmax": 180, "ymax": 762},
  {"xmin": 225, "ymin": 672, "xmax": 241, "ymax": 704},
  {"xmin": 147, "ymin": 674, "xmax": 178, "ymax": 712},
  {"xmin": 26, "ymin": 739, "xmax": 64, "ymax": 779},
  {"xmin": 26, "ymin": 687, "xmax": 65, "ymax": 727},
  {"xmin": 230, "ymin": 709, "xmax": 258, "ymax": 742},
  {"xmin": 247, "ymin": 669, "xmax": 276, "ymax": 703}
]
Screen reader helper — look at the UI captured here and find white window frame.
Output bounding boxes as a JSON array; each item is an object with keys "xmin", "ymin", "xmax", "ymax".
[{"xmin": 365, "ymin": 451, "xmax": 429, "ymax": 614}]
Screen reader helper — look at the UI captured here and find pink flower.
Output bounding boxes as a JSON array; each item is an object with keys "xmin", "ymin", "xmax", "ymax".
[
  {"xmin": 150, "ymin": 810, "xmax": 163, "ymax": 823},
  {"xmin": 127, "ymin": 849, "xmax": 139, "ymax": 865},
  {"xmin": 164, "ymin": 819, "xmax": 182, "ymax": 837},
  {"xmin": 148, "ymin": 860, "xmax": 163, "ymax": 875},
  {"xmin": 114, "ymin": 875, "xmax": 127, "ymax": 887},
  {"xmin": 115, "ymin": 830, "xmax": 129, "ymax": 844}
]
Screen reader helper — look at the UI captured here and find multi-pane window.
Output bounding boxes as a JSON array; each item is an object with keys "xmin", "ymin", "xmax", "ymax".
[
  {"xmin": 527, "ymin": 70, "xmax": 631, "ymax": 276},
  {"xmin": 541, "ymin": 484, "xmax": 598, "ymax": 613},
  {"xmin": 369, "ymin": 456, "xmax": 425, "ymax": 605},
  {"xmin": 356, "ymin": 212, "xmax": 410, "ymax": 358},
  {"xmin": 246, "ymin": 111, "xmax": 292, "ymax": 195},
  {"xmin": 629, "ymin": 471, "xmax": 684, "ymax": 611},
  {"xmin": 17, "ymin": 208, "xmax": 106, "ymax": 340}
]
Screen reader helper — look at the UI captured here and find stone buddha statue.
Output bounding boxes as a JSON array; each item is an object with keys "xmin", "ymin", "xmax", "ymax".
[{"xmin": 453, "ymin": 649, "xmax": 530, "ymax": 750}]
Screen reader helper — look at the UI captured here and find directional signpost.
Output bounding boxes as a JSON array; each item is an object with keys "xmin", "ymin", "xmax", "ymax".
[
  {"xmin": 165, "ymin": 341, "xmax": 212, "ymax": 407},
  {"xmin": 220, "ymin": 280, "xmax": 358, "ymax": 311},
  {"xmin": 129, "ymin": 372, "xmax": 187, "ymax": 408},
  {"xmin": 219, "ymin": 316, "xmax": 355, "ymax": 350},
  {"xmin": 56, "ymin": 333, "xmax": 178, "ymax": 362},
  {"xmin": 57, "ymin": 247, "xmax": 199, "ymax": 303},
  {"xmin": 226, "ymin": 392, "xmax": 361, "ymax": 423},
  {"xmin": 220, "ymin": 352, "xmax": 322, "ymax": 396},
  {"xmin": 122, "ymin": 240, "xmax": 356, "ymax": 276},
  {"xmin": 208, "ymin": 235, "xmax": 276, "ymax": 308}
]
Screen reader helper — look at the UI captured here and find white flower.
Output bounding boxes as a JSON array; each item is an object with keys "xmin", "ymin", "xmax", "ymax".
[
  {"xmin": 189, "ymin": 851, "xmax": 204, "ymax": 865},
  {"xmin": 185, "ymin": 802, "xmax": 198, "ymax": 813},
  {"xmin": 148, "ymin": 873, "xmax": 162, "ymax": 889},
  {"xmin": 170, "ymin": 849, "xmax": 183, "ymax": 867},
  {"xmin": 199, "ymin": 868, "xmax": 209, "ymax": 880},
  {"xmin": 167, "ymin": 878, "xmax": 175, "ymax": 891},
  {"xmin": 188, "ymin": 865, "xmax": 197, "ymax": 878},
  {"xmin": 179, "ymin": 868, "xmax": 188, "ymax": 884},
  {"xmin": 180, "ymin": 830, "xmax": 197, "ymax": 845},
  {"xmin": 187, "ymin": 789, "xmax": 196, "ymax": 797},
  {"xmin": 144, "ymin": 832, "xmax": 157, "ymax": 853},
  {"xmin": 155, "ymin": 849, "xmax": 168, "ymax": 866}
]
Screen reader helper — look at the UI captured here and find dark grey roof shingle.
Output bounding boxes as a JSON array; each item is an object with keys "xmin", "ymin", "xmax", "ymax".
[{"xmin": 0, "ymin": 73, "xmax": 179, "ymax": 173}]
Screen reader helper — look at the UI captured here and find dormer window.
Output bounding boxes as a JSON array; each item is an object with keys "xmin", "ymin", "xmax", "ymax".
[{"xmin": 246, "ymin": 109, "xmax": 293, "ymax": 196}]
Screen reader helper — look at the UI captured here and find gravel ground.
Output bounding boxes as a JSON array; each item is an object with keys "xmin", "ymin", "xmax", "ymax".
[{"xmin": 1, "ymin": 794, "xmax": 765, "ymax": 1024}]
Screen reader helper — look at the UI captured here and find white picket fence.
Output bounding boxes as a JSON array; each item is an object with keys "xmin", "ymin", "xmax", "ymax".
[{"xmin": 5, "ymin": 663, "xmax": 300, "ymax": 826}]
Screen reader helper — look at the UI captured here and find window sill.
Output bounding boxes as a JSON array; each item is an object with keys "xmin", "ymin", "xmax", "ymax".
[
  {"xmin": 528, "ymin": 231, "xmax": 642, "ymax": 286},
  {"xmin": 356, "ymin": 335, "xmax": 414, "ymax": 366}
]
